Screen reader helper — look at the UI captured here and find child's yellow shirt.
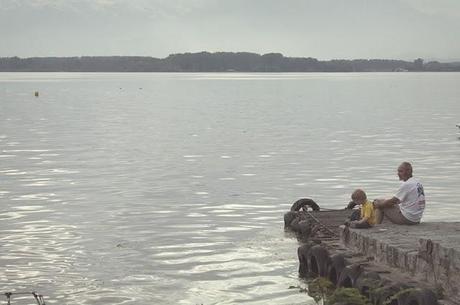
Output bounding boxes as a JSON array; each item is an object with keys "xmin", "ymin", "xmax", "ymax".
[{"xmin": 360, "ymin": 200, "xmax": 377, "ymax": 225}]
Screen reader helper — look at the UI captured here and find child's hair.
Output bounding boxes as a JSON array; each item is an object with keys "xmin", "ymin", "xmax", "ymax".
[{"xmin": 351, "ymin": 189, "xmax": 367, "ymax": 201}]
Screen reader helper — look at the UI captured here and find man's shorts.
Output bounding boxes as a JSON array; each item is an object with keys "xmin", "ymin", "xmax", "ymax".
[{"xmin": 383, "ymin": 205, "xmax": 419, "ymax": 225}]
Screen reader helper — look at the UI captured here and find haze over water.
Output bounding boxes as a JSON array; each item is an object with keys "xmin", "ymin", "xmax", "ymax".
[{"xmin": 1, "ymin": 72, "xmax": 460, "ymax": 305}]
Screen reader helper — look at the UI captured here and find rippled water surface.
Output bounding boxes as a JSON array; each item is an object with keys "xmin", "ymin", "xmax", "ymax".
[{"xmin": 1, "ymin": 72, "xmax": 460, "ymax": 305}]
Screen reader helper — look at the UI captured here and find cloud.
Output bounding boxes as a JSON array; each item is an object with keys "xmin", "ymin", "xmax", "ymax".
[
  {"xmin": 0, "ymin": 0, "xmax": 459, "ymax": 59},
  {"xmin": 0, "ymin": 0, "xmax": 207, "ymax": 16},
  {"xmin": 401, "ymin": 0, "xmax": 460, "ymax": 18}
]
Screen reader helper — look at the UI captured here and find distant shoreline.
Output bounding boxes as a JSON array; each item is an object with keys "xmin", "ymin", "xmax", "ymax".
[
  {"xmin": 1, "ymin": 70, "xmax": 457, "ymax": 73},
  {"xmin": 1, "ymin": 52, "xmax": 460, "ymax": 72}
]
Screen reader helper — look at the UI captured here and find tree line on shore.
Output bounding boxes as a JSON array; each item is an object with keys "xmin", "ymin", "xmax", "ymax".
[{"xmin": 1, "ymin": 52, "xmax": 459, "ymax": 72}]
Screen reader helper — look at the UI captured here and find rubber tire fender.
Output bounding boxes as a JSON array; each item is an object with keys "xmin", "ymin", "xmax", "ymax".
[
  {"xmin": 396, "ymin": 288, "xmax": 438, "ymax": 305},
  {"xmin": 327, "ymin": 253, "xmax": 348, "ymax": 286},
  {"xmin": 290, "ymin": 198, "xmax": 320, "ymax": 211},
  {"xmin": 297, "ymin": 244, "xmax": 312, "ymax": 278},
  {"xmin": 307, "ymin": 245, "xmax": 330, "ymax": 277},
  {"xmin": 337, "ymin": 264, "xmax": 362, "ymax": 288}
]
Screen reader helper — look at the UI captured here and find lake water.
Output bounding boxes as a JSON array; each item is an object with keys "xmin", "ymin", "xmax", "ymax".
[{"xmin": 1, "ymin": 72, "xmax": 460, "ymax": 305}]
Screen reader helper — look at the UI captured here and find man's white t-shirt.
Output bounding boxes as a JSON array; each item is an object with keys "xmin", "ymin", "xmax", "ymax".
[{"xmin": 394, "ymin": 177, "xmax": 426, "ymax": 223}]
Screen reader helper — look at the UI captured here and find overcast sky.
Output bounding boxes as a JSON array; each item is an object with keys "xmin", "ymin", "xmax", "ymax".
[{"xmin": 1, "ymin": 0, "xmax": 459, "ymax": 60}]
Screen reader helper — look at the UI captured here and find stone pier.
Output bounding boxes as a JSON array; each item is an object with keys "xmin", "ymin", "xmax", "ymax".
[{"xmin": 340, "ymin": 222, "xmax": 460, "ymax": 304}]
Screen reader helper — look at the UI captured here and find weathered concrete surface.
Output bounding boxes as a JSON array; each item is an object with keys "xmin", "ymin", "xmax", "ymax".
[{"xmin": 340, "ymin": 222, "xmax": 460, "ymax": 304}]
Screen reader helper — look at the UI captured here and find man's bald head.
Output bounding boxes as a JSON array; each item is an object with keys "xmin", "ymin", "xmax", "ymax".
[{"xmin": 398, "ymin": 162, "xmax": 413, "ymax": 181}]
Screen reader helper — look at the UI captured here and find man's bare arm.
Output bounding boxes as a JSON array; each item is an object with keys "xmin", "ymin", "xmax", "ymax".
[{"xmin": 374, "ymin": 197, "xmax": 400, "ymax": 208}]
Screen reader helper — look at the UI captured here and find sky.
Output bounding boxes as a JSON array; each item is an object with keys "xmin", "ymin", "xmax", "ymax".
[{"xmin": 1, "ymin": 0, "xmax": 459, "ymax": 61}]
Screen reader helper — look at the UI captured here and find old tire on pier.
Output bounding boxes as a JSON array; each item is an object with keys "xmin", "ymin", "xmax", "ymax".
[
  {"xmin": 337, "ymin": 264, "xmax": 362, "ymax": 288},
  {"xmin": 307, "ymin": 245, "xmax": 330, "ymax": 277},
  {"xmin": 327, "ymin": 254, "xmax": 347, "ymax": 286},
  {"xmin": 297, "ymin": 244, "xmax": 312, "ymax": 278},
  {"xmin": 396, "ymin": 288, "xmax": 438, "ymax": 305},
  {"xmin": 291, "ymin": 198, "xmax": 320, "ymax": 212}
]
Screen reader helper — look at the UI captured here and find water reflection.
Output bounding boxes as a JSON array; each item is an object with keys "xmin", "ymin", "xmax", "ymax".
[{"xmin": 1, "ymin": 73, "xmax": 460, "ymax": 304}]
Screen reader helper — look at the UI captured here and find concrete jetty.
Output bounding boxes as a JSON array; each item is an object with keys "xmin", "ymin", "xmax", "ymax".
[
  {"xmin": 341, "ymin": 222, "xmax": 460, "ymax": 304},
  {"xmin": 285, "ymin": 202, "xmax": 460, "ymax": 305}
]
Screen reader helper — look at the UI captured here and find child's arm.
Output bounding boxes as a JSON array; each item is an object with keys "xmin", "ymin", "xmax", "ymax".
[
  {"xmin": 350, "ymin": 217, "xmax": 370, "ymax": 228},
  {"xmin": 350, "ymin": 216, "xmax": 369, "ymax": 225},
  {"xmin": 350, "ymin": 206, "xmax": 371, "ymax": 227}
]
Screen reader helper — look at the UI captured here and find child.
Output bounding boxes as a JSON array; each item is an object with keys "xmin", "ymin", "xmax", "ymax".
[{"xmin": 347, "ymin": 189, "xmax": 377, "ymax": 228}]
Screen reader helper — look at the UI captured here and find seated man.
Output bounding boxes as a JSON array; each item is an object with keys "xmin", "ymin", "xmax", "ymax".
[{"xmin": 374, "ymin": 162, "xmax": 425, "ymax": 225}]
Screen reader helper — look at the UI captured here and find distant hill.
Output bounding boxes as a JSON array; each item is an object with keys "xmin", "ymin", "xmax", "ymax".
[{"xmin": 1, "ymin": 52, "xmax": 460, "ymax": 72}]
